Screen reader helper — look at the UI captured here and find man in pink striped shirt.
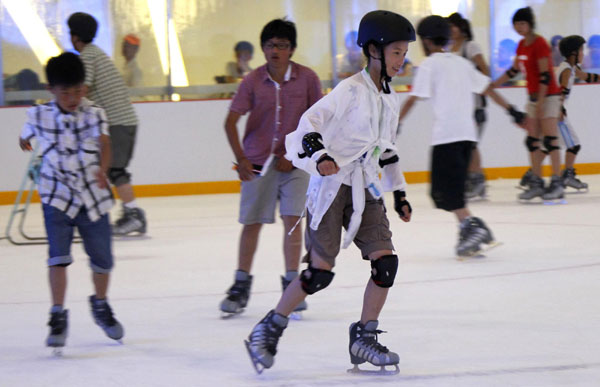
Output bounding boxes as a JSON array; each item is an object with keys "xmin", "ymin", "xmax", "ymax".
[{"xmin": 221, "ymin": 18, "xmax": 322, "ymax": 317}]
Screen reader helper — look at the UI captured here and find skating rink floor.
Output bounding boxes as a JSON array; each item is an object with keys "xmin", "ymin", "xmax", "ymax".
[{"xmin": 1, "ymin": 176, "xmax": 600, "ymax": 387}]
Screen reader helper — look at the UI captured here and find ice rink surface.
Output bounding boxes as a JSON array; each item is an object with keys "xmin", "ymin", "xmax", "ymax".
[{"xmin": 1, "ymin": 176, "xmax": 600, "ymax": 387}]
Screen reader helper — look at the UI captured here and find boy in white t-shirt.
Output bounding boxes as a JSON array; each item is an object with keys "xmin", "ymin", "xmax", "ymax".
[{"xmin": 399, "ymin": 15, "xmax": 526, "ymax": 258}]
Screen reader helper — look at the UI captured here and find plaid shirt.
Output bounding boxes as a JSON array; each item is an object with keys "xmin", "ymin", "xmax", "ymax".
[{"xmin": 20, "ymin": 98, "xmax": 114, "ymax": 221}]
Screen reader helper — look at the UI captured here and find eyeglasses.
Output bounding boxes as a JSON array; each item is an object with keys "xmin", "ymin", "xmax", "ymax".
[{"xmin": 263, "ymin": 42, "xmax": 291, "ymax": 50}]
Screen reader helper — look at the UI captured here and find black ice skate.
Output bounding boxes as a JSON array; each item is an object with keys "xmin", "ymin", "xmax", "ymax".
[
  {"xmin": 89, "ymin": 296, "xmax": 124, "ymax": 341},
  {"xmin": 348, "ymin": 320, "xmax": 400, "ymax": 375},
  {"xmin": 562, "ymin": 168, "xmax": 588, "ymax": 193},
  {"xmin": 220, "ymin": 271, "xmax": 252, "ymax": 318},
  {"xmin": 517, "ymin": 168, "xmax": 534, "ymax": 190},
  {"xmin": 281, "ymin": 275, "xmax": 307, "ymax": 319},
  {"xmin": 456, "ymin": 217, "xmax": 500, "ymax": 259},
  {"xmin": 465, "ymin": 172, "xmax": 486, "ymax": 200},
  {"xmin": 112, "ymin": 206, "xmax": 147, "ymax": 236},
  {"xmin": 46, "ymin": 309, "xmax": 68, "ymax": 355},
  {"xmin": 245, "ymin": 310, "xmax": 288, "ymax": 374},
  {"xmin": 518, "ymin": 174, "xmax": 545, "ymax": 202},
  {"xmin": 542, "ymin": 175, "xmax": 566, "ymax": 204}
]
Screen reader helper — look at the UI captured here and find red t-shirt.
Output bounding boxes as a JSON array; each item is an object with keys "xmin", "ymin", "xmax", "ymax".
[{"xmin": 516, "ymin": 36, "xmax": 561, "ymax": 96}]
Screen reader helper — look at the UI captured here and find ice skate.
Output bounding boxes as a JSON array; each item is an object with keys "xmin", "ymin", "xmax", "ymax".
[
  {"xmin": 517, "ymin": 168, "xmax": 533, "ymax": 190},
  {"xmin": 281, "ymin": 274, "xmax": 307, "ymax": 320},
  {"xmin": 518, "ymin": 175, "xmax": 545, "ymax": 202},
  {"xmin": 562, "ymin": 168, "xmax": 588, "ymax": 193},
  {"xmin": 46, "ymin": 309, "xmax": 68, "ymax": 355},
  {"xmin": 112, "ymin": 206, "xmax": 146, "ymax": 236},
  {"xmin": 347, "ymin": 320, "xmax": 399, "ymax": 375},
  {"xmin": 543, "ymin": 175, "xmax": 566, "ymax": 204},
  {"xmin": 465, "ymin": 172, "xmax": 486, "ymax": 200},
  {"xmin": 89, "ymin": 296, "xmax": 124, "ymax": 341},
  {"xmin": 455, "ymin": 217, "xmax": 498, "ymax": 259},
  {"xmin": 220, "ymin": 271, "xmax": 252, "ymax": 318},
  {"xmin": 245, "ymin": 310, "xmax": 288, "ymax": 374}
]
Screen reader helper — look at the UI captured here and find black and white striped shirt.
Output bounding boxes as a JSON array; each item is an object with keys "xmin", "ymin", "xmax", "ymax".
[
  {"xmin": 80, "ymin": 44, "xmax": 138, "ymax": 126},
  {"xmin": 20, "ymin": 98, "xmax": 115, "ymax": 221}
]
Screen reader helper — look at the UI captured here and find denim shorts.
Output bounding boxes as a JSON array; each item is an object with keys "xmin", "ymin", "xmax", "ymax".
[{"xmin": 43, "ymin": 204, "xmax": 113, "ymax": 273}]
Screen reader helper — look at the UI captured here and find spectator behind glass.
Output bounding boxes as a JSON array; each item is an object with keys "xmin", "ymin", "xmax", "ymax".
[
  {"xmin": 4, "ymin": 69, "xmax": 44, "ymax": 105},
  {"xmin": 582, "ymin": 34, "xmax": 600, "ymax": 70},
  {"xmin": 224, "ymin": 41, "xmax": 254, "ymax": 82},
  {"xmin": 121, "ymin": 34, "xmax": 142, "ymax": 87},
  {"xmin": 337, "ymin": 30, "xmax": 366, "ymax": 79},
  {"xmin": 550, "ymin": 35, "xmax": 563, "ymax": 67},
  {"xmin": 492, "ymin": 38, "xmax": 517, "ymax": 80}
]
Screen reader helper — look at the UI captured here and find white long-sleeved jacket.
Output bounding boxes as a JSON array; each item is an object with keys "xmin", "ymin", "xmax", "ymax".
[{"xmin": 285, "ymin": 69, "xmax": 407, "ymax": 248}]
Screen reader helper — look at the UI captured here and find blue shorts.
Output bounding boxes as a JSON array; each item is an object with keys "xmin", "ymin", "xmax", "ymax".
[{"xmin": 43, "ymin": 204, "xmax": 113, "ymax": 273}]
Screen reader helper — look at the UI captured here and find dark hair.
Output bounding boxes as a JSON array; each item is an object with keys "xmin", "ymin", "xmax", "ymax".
[
  {"xmin": 512, "ymin": 7, "xmax": 535, "ymax": 29},
  {"xmin": 45, "ymin": 52, "xmax": 85, "ymax": 87},
  {"xmin": 417, "ymin": 15, "xmax": 450, "ymax": 47},
  {"xmin": 447, "ymin": 12, "xmax": 473, "ymax": 41},
  {"xmin": 260, "ymin": 18, "xmax": 297, "ymax": 49},
  {"xmin": 234, "ymin": 41, "xmax": 254, "ymax": 54},
  {"xmin": 68, "ymin": 12, "xmax": 98, "ymax": 43}
]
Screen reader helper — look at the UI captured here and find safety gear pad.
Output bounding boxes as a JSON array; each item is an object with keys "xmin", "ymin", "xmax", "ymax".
[
  {"xmin": 543, "ymin": 136, "xmax": 560, "ymax": 152},
  {"xmin": 540, "ymin": 71, "xmax": 551, "ymax": 85},
  {"xmin": 567, "ymin": 144, "xmax": 581, "ymax": 155},
  {"xmin": 505, "ymin": 67, "xmax": 519, "ymax": 78},
  {"xmin": 299, "ymin": 132, "xmax": 325, "ymax": 159},
  {"xmin": 300, "ymin": 266, "xmax": 335, "ymax": 295},
  {"xmin": 526, "ymin": 136, "xmax": 540, "ymax": 152},
  {"xmin": 370, "ymin": 254, "xmax": 399, "ymax": 288}
]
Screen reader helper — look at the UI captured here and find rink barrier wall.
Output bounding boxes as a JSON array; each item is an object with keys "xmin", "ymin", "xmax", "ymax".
[
  {"xmin": 2, "ymin": 163, "xmax": 599, "ymax": 205},
  {"xmin": 1, "ymin": 85, "xmax": 600, "ymax": 205}
]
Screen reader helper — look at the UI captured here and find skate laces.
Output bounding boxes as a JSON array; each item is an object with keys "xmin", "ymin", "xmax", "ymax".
[
  {"xmin": 227, "ymin": 280, "xmax": 250, "ymax": 299},
  {"xmin": 48, "ymin": 312, "xmax": 67, "ymax": 334},
  {"xmin": 251, "ymin": 316, "xmax": 285, "ymax": 355},
  {"xmin": 357, "ymin": 328, "xmax": 390, "ymax": 354},
  {"xmin": 93, "ymin": 302, "xmax": 117, "ymax": 327}
]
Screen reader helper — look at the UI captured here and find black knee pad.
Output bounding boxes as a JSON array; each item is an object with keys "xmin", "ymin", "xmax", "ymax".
[
  {"xmin": 567, "ymin": 144, "xmax": 581, "ymax": 155},
  {"xmin": 300, "ymin": 266, "xmax": 334, "ymax": 295},
  {"xmin": 108, "ymin": 168, "xmax": 130, "ymax": 185},
  {"xmin": 370, "ymin": 254, "xmax": 398, "ymax": 288},
  {"xmin": 543, "ymin": 136, "xmax": 560, "ymax": 152},
  {"xmin": 525, "ymin": 136, "xmax": 540, "ymax": 152}
]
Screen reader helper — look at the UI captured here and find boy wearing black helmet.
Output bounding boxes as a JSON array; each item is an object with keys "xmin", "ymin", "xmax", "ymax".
[
  {"xmin": 556, "ymin": 35, "xmax": 597, "ymax": 191},
  {"xmin": 244, "ymin": 10, "xmax": 415, "ymax": 375},
  {"xmin": 492, "ymin": 7, "xmax": 564, "ymax": 202},
  {"xmin": 399, "ymin": 15, "xmax": 525, "ymax": 258}
]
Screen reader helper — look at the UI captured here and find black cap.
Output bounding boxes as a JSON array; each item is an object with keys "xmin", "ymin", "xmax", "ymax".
[
  {"xmin": 357, "ymin": 10, "xmax": 416, "ymax": 47},
  {"xmin": 68, "ymin": 12, "xmax": 98, "ymax": 43},
  {"xmin": 559, "ymin": 35, "xmax": 586, "ymax": 59},
  {"xmin": 512, "ymin": 7, "xmax": 535, "ymax": 28},
  {"xmin": 417, "ymin": 15, "xmax": 450, "ymax": 40}
]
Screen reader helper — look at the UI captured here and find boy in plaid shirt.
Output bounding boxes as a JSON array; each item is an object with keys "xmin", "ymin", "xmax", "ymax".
[{"xmin": 19, "ymin": 53, "xmax": 124, "ymax": 350}]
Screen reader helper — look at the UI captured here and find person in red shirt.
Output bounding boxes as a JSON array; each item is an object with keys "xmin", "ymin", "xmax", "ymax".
[{"xmin": 492, "ymin": 7, "xmax": 564, "ymax": 202}]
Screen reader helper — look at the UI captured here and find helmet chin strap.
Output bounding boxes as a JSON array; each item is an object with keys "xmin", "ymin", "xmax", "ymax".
[{"xmin": 379, "ymin": 47, "xmax": 392, "ymax": 94}]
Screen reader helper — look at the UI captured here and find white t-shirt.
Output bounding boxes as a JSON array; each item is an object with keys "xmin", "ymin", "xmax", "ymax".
[
  {"xmin": 555, "ymin": 61, "xmax": 575, "ymax": 105},
  {"xmin": 410, "ymin": 52, "xmax": 490, "ymax": 145},
  {"xmin": 456, "ymin": 40, "xmax": 483, "ymax": 61}
]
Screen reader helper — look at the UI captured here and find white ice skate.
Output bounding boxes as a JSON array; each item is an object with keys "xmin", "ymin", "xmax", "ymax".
[
  {"xmin": 347, "ymin": 320, "xmax": 400, "ymax": 375},
  {"xmin": 220, "ymin": 272, "xmax": 252, "ymax": 319},
  {"xmin": 542, "ymin": 176, "xmax": 567, "ymax": 205},
  {"xmin": 562, "ymin": 168, "xmax": 589, "ymax": 194},
  {"xmin": 46, "ymin": 309, "xmax": 68, "ymax": 356},
  {"xmin": 245, "ymin": 310, "xmax": 288, "ymax": 374},
  {"xmin": 455, "ymin": 217, "xmax": 501, "ymax": 259}
]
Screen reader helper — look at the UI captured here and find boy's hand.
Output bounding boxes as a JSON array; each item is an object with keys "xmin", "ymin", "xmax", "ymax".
[
  {"xmin": 95, "ymin": 169, "xmax": 109, "ymax": 189},
  {"xmin": 236, "ymin": 157, "xmax": 256, "ymax": 181},
  {"xmin": 316, "ymin": 154, "xmax": 339, "ymax": 176},
  {"xmin": 393, "ymin": 190, "xmax": 412, "ymax": 222},
  {"xmin": 19, "ymin": 138, "xmax": 32, "ymax": 151},
  {"xmin": 274, "ymin": 157, "xmax": 294, "ymax": 172}
]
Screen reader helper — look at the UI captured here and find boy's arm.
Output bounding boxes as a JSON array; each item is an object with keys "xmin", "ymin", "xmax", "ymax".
[
  {"xmin": 559, "ymin": 69, "xmax": 571, "ymax": 119},
  {"xmin": 574, "ymin": 66, "xmax": 600, "ymax": 83},
  {"xmin": 491, "ymin": 57, "xmax": 520, "ymax": 88},
  {"xmin": 482, "ymin": 85, "xmax": 526, "ymax": 128},
  {"xmin": 96, "ymin": 134, "xmax": 111, "ymax": 189},
  {"xmin": 398, "ymin": 95, "xmax": 418, "ymax": 123},
  {"xmin": 224, "ymin": 111, "xmax": 255, "ymax": 181},
  {"xmin": 19, "ymin": 108, "xmax": 37, "ymax": 151}
]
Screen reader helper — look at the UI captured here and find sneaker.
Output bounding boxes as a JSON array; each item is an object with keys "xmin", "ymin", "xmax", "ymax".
[
  {"xmin": 46, "ymin": 309, "xmax": 68, "ymax": 347},
  {"xmin": 456, "ymin": 217, "xmax": 494, "ymax": 257},
  {"xmin": 112, "ymin": 206, "xmax": 146, "ymax": 235},
  {"xmin": 519, "ymin": 168, "xmax": 534, "ymax": 188},
  {"xmin": 543, "ymin": 175, "xmax": 565, "ymax": 200},
  {"xmin": 281, "ymin": 274, "xmax": 307, "ymax": 312},
  {"xmin": 561, "ymin": 168, "xmax": 588, "ymax": 191},
  {"xmin": 518, "ymin": 175, "xmax": 545, "ymax": 201},
  {"xmin": 89, "ymin": 296, "xmax": 124, "ymax": 340},
  {"xmin": 220, "ymin": 271, "xmax": 252, "ymax": 315},
  {"xmin": 349, "ymin": 320, "xmax": 399, "ymax": 367},
  {"xmin": 465, "ymin": 172, "xmax": 486, "ymax": 199},
  {"xmin": 245, "ymin": 310, "xmax": 288, "ymax": 370}
]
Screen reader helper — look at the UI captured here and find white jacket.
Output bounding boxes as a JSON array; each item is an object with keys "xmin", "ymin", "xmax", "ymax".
[{"xmin": 285, "ymin": 69, "xmax": 407, "ymax": 248}]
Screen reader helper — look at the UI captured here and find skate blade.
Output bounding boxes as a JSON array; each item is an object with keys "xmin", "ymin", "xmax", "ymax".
[
  {"xmin": 347, "ymin": 363, "xmax": 399, "ymax": 375},
  {"xmin": 457, "ymin": 241, "xmax": 503, "ymax": 260},
  {"xmin": 220, "ymin": 309, "xmax": 244, "ymax": 319},
  {"xmin": 51, "ymin": 347, "xmax": 64, "ymax": 357},
  {"xmin": 244, "ymin": 339, "xmax": 266, "ymax": 374},
  {"xmin": 565, "ymin": 188, "xmax": 588, "ymax": 194},
  {"xmin": 543, "ymin": 198, "xmax": 567, "ymax": 205},
  {"xmin": 290, "ymin": 311, "xmax": 303, "ymax": 321}
]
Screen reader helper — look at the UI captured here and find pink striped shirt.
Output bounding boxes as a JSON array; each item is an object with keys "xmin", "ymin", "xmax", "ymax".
[{"xmin": 229, "ymin": 62, "xmax": 322, "ymax": 165}]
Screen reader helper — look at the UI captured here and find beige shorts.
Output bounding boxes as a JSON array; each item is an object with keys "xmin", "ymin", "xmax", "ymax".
[{"xmin": 526, "ymin": 95, "xmax": 562, "ymax": 119}]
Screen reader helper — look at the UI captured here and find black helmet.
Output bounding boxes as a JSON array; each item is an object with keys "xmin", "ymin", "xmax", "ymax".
[
  {"xmin": 357, "ymin": 10, "xmax": 416, "ymax": 47},
  {"xmin": 559, "ymin": 35, "xmax": 586, "ymax": 59},
  {"xmin": 68, "ymin": 12, "xmax": 98, "ymax": 43},
  {"xmin": 512, "ymin": 7, "xmax": 535, "ymax": 29},
  {"xmin": 417, "ymin": 15, "xmax": 450, "ymax": 40}
]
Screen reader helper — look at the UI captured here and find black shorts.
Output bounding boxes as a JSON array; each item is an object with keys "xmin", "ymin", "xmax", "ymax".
[{"xmin": 430, "ymin": 141, "xmax": 474, "ymax": 211}]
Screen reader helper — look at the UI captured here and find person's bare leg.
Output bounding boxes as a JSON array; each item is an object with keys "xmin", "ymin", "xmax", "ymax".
[
  {"xmin": 49, "ymin": 266, "xmax": 67, "ymax": 306},
  {"xmin": 360, "ymin": 249, "xmax": 393, "ymax": 324},
  {"xmin": 93, "ymin": 272, "xmax": 109, "ymax": 299},
  {"xmin": 238, "ymin": 223, "xmax": 262, "ymax": 273},
  {"xmin": 468, "ymin": 147, "xmax": 482, "ymax": 174},
  {"xmin": 115, "ymin": 183, "xmax": 135, "ymax": 204},
  {"xmin": 453, "ymin": 207, "xmax": 472, "ymax": 223},
  {"xmin": 541, "ymin": 117, "xmax": 561, "ymax": 176},
  {"xmin": 282, "ymin": 216, "xmax": 302, "ymax": 272},
  {"xmin": 565, "ymin": 151, "xmax": 576, "ymax": 170}
]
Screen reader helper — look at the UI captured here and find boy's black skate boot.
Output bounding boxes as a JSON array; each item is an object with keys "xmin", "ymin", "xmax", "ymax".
[
  {"xmin": 281, "ymin": 272, "xmax": 307, "ymax": 314},
  {"xmin": 561, "ymin": 168, "xmax": 588, "ymax": 192},
  {"xmin": 245, "ymin": 310, "xmax": 288, "ymax": 374},
  {"xmin": 456, "ymin": 217, "xmax": 495, "ymax": 258},
  {"xmin": 220, "ymin": 270, "xmax": 252, "ymax": 317},
  {"xmin": 519, "ymin": 168, "xmax": 534, "ymax": 189},
  {"xmin": 518, "ymin": 175, "xmax": 545, "ymax": 201},
  {"xmin": 89, "ymin": 296, "xmax": 124, "ymax": 341},
  {"xmin": 542, "ymin": 175, "xmax": 565, "ymax": 202},
  {"xmin": 46, "ymin": 309, "xmax": 68, "ymax": 349},
  {"xmin": 348, "ymin": 320, "xmax": 399, "ymax": 375},
  {"xmin": 112, "ymin": 206, "xmax": 147, "ymax": 236},
  {"xmin": 465, "ymin": 172, "xmax": 486, "ymax": 200}
]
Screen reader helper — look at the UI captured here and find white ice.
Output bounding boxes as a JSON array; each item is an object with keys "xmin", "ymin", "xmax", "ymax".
[{"xmin": 1, "ymin": 176, "xmax": 600, "ymax": 387}]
